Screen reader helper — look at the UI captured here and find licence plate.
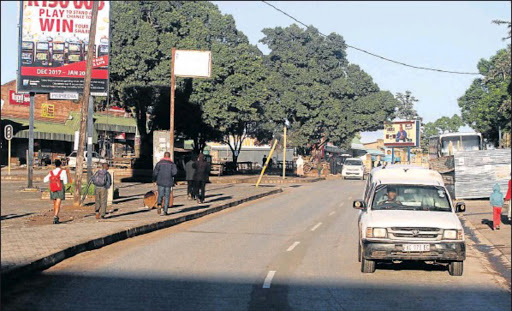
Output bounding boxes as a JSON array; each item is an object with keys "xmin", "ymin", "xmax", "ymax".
[{"xmin": 403, "ymin": 244, "xmax": 430, "ymax": 252}]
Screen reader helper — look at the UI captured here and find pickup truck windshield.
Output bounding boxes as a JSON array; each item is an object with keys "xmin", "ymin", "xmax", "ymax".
[
  {"xmin": 345, "ymin": 160, "xmax": 362, "ymax": 166},
  {"xmin": 372, "ymin": 184, "xmax": 451, "ymax": 212}
]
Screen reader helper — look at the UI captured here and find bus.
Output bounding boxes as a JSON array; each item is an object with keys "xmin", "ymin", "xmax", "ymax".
[{"xmin": 428, "ymin": 132, "xmax": 483, "ymax": 159}]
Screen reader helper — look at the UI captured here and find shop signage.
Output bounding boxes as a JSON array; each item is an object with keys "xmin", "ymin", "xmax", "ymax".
[
  {"xmin": 49, "ymin": 92, "xmax": 79, "ymax": 100},
  {"xmin": 9, "ymin": 90, "xmax": 30, "ymax": 106},
  {"xmin": 17, "ymin": 1, "xmax": 110, "ymax": 94}
]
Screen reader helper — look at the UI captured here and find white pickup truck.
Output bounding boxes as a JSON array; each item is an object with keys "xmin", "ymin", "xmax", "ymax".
[{"xmin": 353, "ymin": 165, "xmax": 467, "ymax": 276}]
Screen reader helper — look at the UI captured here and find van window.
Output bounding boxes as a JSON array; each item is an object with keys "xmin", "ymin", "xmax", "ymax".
[
  {"xmin": 371, "ymin": 184, "xmax": 451, "ymax": 212},
  {"xmin": 345, "ymin": 160, "xmax": 362, "ymax": 166}
]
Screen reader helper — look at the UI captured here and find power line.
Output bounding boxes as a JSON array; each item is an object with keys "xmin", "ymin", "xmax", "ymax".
[{"xmin": 261, "ymin": 1, "xmax": 481, "ymax": 75}]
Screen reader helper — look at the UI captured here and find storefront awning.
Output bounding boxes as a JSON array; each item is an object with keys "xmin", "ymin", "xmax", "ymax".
[
  {"xmin": 93, "ymin": 113, "xmax": 137, "ymax": 134},
  {"xmin": 2, "ymin": 117, "xmax": 76, "ymax": 142}
]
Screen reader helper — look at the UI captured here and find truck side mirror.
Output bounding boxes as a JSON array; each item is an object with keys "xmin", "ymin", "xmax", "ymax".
[
  {"xmin": 456, "ymin": 202, "xmax": 466, "ymax": 213},
  {"xmin": 353, "ymin": 200, "xmax": 366, "ymax": 210}
]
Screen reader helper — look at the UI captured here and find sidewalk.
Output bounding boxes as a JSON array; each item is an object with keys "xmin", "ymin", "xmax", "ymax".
[
  {"xmin": 1, "ymin": 180, "xmax": 285, "ymax": 282},
  {"xmin": 460, "ymin": 199, "xmax": 511, "ymax": 284}
]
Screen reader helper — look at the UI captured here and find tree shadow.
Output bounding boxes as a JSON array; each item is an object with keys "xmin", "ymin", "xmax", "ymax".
[{"xmin": 1, "ymin": 213, "xmax": 34, "ymax": 221}]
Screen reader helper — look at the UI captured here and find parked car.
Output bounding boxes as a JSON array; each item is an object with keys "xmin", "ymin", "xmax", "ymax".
[
  {"xmin": 342, "ymin": 158, "xmax": 365, "ymax": 180},
  {"xmin": 66, "ymin": 151, "xmax": 103, "ymax": 169},
  {"xmin": 353, "ymin": 165, "xmax": 466, "ymax": 276}
]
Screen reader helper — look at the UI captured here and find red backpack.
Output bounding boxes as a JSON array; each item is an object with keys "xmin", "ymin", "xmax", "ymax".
[{"xmin": 49, "ymin": 170, "xmax": 63, "ymax": 192}]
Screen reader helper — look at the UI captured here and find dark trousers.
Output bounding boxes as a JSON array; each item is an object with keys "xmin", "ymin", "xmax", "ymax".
[
  {"xmin": 187, "ymin": 181, "xmax": 194, "ymax": 198},
  {"xmin": 193, "ymin": 181, "xmax": 206, "ymax": 202},
  {"xmin": 95, "ymin": 187, "xmax": 108, "ymax": 217},
  {"xmin": 157, "ymin": 185, "xmax": 172, "ymax": 213}
]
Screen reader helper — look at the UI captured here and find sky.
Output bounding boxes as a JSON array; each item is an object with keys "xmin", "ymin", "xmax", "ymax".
[{"xmin": 2, "ymin": 1, "xmax": 510, "ymax": 142}]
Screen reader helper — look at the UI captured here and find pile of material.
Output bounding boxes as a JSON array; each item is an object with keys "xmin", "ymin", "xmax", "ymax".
[{"xmin": 454, "ymin": 149, "xmax": 511, "ymax": 199}]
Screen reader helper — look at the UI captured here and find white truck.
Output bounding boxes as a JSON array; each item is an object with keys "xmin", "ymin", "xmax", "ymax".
[{"xmin": 353, "ymin": 165, "xmax": 467, "ymax": 276}]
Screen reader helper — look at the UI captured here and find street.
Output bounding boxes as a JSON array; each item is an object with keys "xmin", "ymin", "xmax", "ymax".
[{"xmin": 3, "ymin": 179, "xmax": 510, "ymax": 311}]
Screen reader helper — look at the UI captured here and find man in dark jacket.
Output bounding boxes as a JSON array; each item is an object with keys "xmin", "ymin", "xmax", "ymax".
[
  {"xmin": 153, "ymin": 152, "xmax": 178, "ymax": 215},
  {"xmin": 193, "ymin": 153, "xmax": 210, "ymax": 204},
  {"xmin": 185, "ymin": 155, "xmax": 196, "ymax": 200}
]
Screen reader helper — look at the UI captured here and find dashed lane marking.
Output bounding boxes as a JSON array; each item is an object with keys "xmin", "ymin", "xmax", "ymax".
[
  {"xmin": 287, "ymin": 241, "xmax": 300, "ymax": 251},
  {"xmin": 263, "ymin": 271, "xmax": 276, "ymax": 288},
  {"xmin": 329, "ymin": 211, "xmax": 336, "ymax": 216},
  {"xmin": 311, "ymin": 222, "xmax": 322, "ymax": 231}
]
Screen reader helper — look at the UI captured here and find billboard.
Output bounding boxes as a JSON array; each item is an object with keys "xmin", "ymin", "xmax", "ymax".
[
  {"xmin": 17, "ymin": 1, "xmax": 110, "ymax": 94},
  {"xmin": 174, "ymin": 50, "xmax": 212, "ymax": 78},
  {"xmin": 383, "ymin": 120, "xmax": 420, "ymax": 147}
]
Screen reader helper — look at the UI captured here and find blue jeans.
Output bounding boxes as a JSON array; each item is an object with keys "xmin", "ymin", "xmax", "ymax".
[{"xmin": 157, "ymin": 185, "xmax": 172, "ymax": 213}]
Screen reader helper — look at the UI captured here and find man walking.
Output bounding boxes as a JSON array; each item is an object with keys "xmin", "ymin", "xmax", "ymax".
[
  {"xmin": 93, "ymin": 161, "xmax": 112, "ymax": 219},
  {"xmin": 193, "ymin": 154, "xmax": 210, "ymax": 204},
  {"xmin": 44, "ymin": 159, "xmax": 68, "ymax": 224},
  {"xmin": 185, "ymin": 155, "xmax": 196, "ymax": 200},
  {"xmin": 153, "ymin": 152, "xmax": 178, "ymax": 215}
]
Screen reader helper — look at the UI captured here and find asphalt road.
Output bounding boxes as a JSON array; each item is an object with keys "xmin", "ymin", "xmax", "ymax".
[{"xmin": 3, "ymin": 179, "xmax": 511, "ymax": 311}]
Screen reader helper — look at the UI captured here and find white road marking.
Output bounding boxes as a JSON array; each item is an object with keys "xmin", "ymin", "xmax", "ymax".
[
  {"xmin": 311, "ymin": 222, "xmax": 322, "ymax": 231},
  {"xmin": 329, "ymin": 211, "xmax": 336, "ymax": 216},
  {"xmin": 339, "ymin": 202, "xmax": 345, "ymax": 207},
  {"xmin": 287, "ymin": 241, "xmax": 301, "ymax": 251},
  {"xmin": 348, "ymin": 196, "xmax": 353, "ymax": 200},
  {"xmin": 263, "ymin": 271, "xmax": 276, "ymax": 288}
]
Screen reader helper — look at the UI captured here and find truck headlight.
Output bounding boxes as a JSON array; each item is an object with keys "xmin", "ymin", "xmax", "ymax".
[
  {"xmin": 367, "ymin": 227, "xmax": 387, "ymax": 238},
  {"xmin": 443, "ymin": 229, "xmax": 462, "ymax": 240}
]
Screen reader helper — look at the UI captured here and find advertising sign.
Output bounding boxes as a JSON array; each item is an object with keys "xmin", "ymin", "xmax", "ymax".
[
  {"xmin": 383, "ymin": 120, "xmax": 420, "ymax": 147},
  {"xmin": 17, "ymin": 1, "xmax": 110, "ymax": 94},
  {"xmin": 49, "ymin": 92, "xmax": 78, "ymax": 100},
  {"xmin": 9, "ymin": 90, "xmax": 30, "ymax": 106},
  {"xmin": 174, "ymin": 50, "xmax": 212, "ymax": 78}
]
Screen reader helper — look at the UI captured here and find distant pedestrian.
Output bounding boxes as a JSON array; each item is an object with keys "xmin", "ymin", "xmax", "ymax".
[
  {"xmin": 268, "ymin": 157, "xmax": 274, "ymax": 171},
  {"xmin": 262, "ymin": 155, "xmax": 268, "ymax": 168},
  {"xmin": 490, "ymin": 183, "xmax": 504, "ymax": 230},
  {"xmin": 152, "ymin": 152, "xmax": 178, "ymax": 216},
  {"xmin": 505, "ymin": 178, "xmax": 511, "ymax": 221},
  {"xmin": 193, "ymin": 153, "xmax": 210, "ymax": 204},
  {"xmin": 374, "ymin": 156, "xmax": 383, "ymax": 168},
  {"xmin": 296, "ymin": 155, "xmax": 304, "ymax": 177},
  {"xmin": 317, "ymin": 161, "xmax": 323, "ymax": 178},
  {"xmin": 185, "ymin": 155, "xmax": 196, "ymax": 200},
  {"xmin": 92, "ymin": 162, "xmax": 112, "ymax": 219},
  {"xmin": 44, "ymin": 159, "xmax": 68, "ymax": 224}
]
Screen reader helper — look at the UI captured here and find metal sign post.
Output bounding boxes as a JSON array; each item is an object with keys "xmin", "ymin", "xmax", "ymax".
[
  {"xmin": 4, "ymin": 124, "xmax": 13, "ymax": 175},
  {"xmin": 282, "ymin": 126, "xmax": 287, "ymax": 179},
  {"xmin": 170, "ymin": 48, "xmax": 176, "ymax": 161},
  {"xmin": 27, "ymin": 92, "xmax": 35, "ymax": 188}
]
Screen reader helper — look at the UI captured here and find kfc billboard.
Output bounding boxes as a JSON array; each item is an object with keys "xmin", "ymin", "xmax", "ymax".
[
  {"xmin": 383, "ymin": 120, "xmax": 420, "ymax": 147},
  {"xmin": 17, "ymin": 1, "xmax": 110, "ymax": 94}
]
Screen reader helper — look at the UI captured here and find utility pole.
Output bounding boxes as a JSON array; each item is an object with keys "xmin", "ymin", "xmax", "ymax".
[
  {"xmin": 170, "ymin": 47, "xmax": 176, "ymax": 161},
  {"xmin": 73, "ymin": 1, "xmax": 99, "ymax": 206},
  {"xmin": 282, "ymin": 126, "xmax": 287, "ymax": 179},
  {"xmin": 27, "ymin": 92, "xmax": 35, "ymax": 188}
]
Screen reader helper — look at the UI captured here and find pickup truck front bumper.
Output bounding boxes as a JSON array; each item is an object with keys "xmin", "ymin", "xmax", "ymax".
[{"xmin": 362, "ymin": 240, "xmax": 465, "ymax": 261}]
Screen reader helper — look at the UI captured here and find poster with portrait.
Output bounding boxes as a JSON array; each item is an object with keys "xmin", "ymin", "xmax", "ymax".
[
  {"xmin": 17, "ymin": 1, "xmax": 110, "ymax": 94},
  {"xmin": 383, "ymin": 120, "xmax": 420, "ymax": 147}
]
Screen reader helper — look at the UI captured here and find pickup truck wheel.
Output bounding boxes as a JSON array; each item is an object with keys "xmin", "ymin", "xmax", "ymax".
[
  {"xmin": 361, "ymin": 257, "xmax": 376, "ymax": 273},
  {"xmin": 448, "ymin": 261, "xmax": 463, "ymax": 276}
]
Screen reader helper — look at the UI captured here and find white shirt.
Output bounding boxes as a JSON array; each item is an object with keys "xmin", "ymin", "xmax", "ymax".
[
  {"xmin": 296, "ymin": 157, "xmax": 304, "ymax": 166},
  {"xmin": 44, "ymin": 168, "xmax": 68, "ymax": 185}
]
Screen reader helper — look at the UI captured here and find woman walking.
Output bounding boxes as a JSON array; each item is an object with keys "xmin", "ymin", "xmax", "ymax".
[{"xmin": 193, "ymin": 154, "xmax": 210, "ymax": 204}]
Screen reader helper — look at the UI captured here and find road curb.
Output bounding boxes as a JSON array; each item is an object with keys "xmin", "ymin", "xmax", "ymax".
[{"xmin": 1, "ymin": 188, "xmax": 283, "ymax": 284}]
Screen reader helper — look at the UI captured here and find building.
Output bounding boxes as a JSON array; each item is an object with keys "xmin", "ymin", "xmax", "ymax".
[{"xmin": 1, "ymin": 80, "xmax": 138, "ymax": 166}]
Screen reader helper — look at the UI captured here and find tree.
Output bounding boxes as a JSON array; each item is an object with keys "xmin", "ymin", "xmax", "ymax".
[
  {"xmin": 458, "ymin": 48, "xmax": 511, "ymax": 144},
  {"xmin": 260, "ymin": 24, "xmax": 397, "ymax": 150},
  {"xmin": 395, "ymin": 91, "xmax": 419, "ymax": 120}
]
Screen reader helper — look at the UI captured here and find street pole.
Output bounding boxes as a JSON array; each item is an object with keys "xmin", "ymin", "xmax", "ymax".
[
  {"xmin": 73, "ymin": 1, "xmax": 99, "ymax": 206},
  {"xmin": 407, "ymin": 146, "xmax": 411, "ymax": 164},
  {"xmin": 87, "ymin": 95, "xmax": 94, "ymax": 181},
  {"xmin": 170, "ymin": 47, "xmax": 176, "ymax": 161},
  {"xmin": 27, "ymin": 92, "xmax": 35, "ymax": 188},
  {"xmin": 282, "ymin": 126, "xmax": 286, "ymax": 179},
  {"xmin": 391, "ymin": 147, "xmax": 395, "ymax": 164},
  {"xmin": 8, "ymin": 139, "xmax": 11, "ymax": 175}
]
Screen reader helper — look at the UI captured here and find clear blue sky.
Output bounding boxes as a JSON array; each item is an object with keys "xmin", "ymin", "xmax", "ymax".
[{"xmin": 2, "ymin": 1, "xmax": 510, "ymax": 141}]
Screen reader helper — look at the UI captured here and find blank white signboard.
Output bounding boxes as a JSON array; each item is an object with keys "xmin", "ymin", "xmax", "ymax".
[{"xmin": 174, "ymin": 50, "xmax": 212, "ymax": 78}]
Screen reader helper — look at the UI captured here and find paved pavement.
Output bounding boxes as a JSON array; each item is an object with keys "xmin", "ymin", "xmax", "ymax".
[
  {"xmin": 2, "ymin": 179, "xmax": 510, "ymax": 311},
  {"xmin": 1, "ymin": 179, "xmax": 284, "ymax": 278}
]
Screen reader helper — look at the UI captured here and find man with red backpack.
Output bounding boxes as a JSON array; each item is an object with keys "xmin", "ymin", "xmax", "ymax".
[{"xmin": 44, "ymin": 159, "xmax": 68, "ymax": 224}]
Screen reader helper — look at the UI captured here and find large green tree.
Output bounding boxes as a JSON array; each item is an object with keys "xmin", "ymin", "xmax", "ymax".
[
  {"xmin": 395, "ymin": 91, "xmax": 419, "ymax": 120},
  {"xmin": 458, "ymin": 48, "xmax": 511, "ymax": 144},
  {"xmin": 260, "ymin": 24, "xmax": 397, "ymax": 150}
]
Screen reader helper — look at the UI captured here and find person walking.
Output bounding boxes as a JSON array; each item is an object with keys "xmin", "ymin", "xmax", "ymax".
[
  {"xmin": 374, "ymin": 156, "xmax": 383, "ymax": 168},
  {"xmin": 92, "ymin": 162, "xmax": 112, "ymax": 219},
  {"xmin": 505, "ymin": 178, "xmax": 511, "ymax": 221},
  {"xmin": 43, "ymin": 159, "xmax": 68, "ymax": 224},
  {"xmin": 490, "ymin": 183, "xmax": 504, "ymax": 230},
  {"xmin": 185, "ymin": 155, "xmax": 196, "ymax": 200},
  {"xmin": 193, "ymin": 154, "xmax": 210, "ymax": 204},
  {"xmin": 296, "ymin": 155, "xmax": 304, "ymax": 177},
  {"xmin": 317, "ymin": 160, "xmax": 323, "ymax": 178},
  {"xmin": 262, "ymin": 155, "xmax": 267, "ymax": 168},
  {"xmin": 153, "ymin": 152, "xmax": 178, "ymax": 216}
]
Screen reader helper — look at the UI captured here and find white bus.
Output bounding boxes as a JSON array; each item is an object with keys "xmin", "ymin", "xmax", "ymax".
[{"xmin": 428, "ymin": 132, "xmax": 483, "ymax": 159}]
